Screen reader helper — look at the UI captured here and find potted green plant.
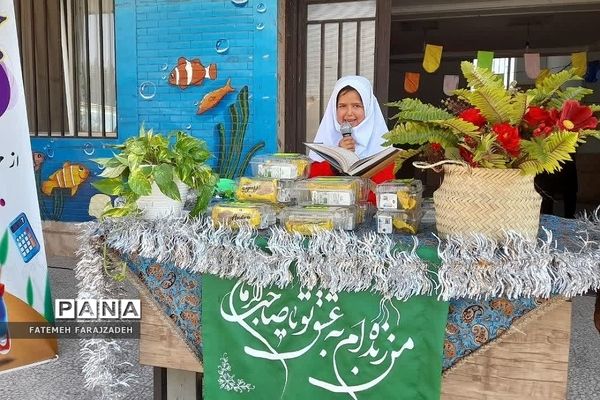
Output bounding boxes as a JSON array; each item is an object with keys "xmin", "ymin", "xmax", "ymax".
[
  {"xmin": 384, "ymin": 61, "xmax": 600, "ymax": 239},
  {"xmin": 92, "ymin": 126, "xmax": 217, "ymax": 218}
]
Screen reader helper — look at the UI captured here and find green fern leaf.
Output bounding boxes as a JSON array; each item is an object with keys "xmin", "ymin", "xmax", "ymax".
[
  {"xmin": 430, "ymin": 118, "xmax": 480, "ymax": 136},
  {"xmin": 547, "ymin": 87, "xmax": 593, "ymax": 109},
  {"xmin": 456, "ymin": 86, "xmax": 514, "ymax": 124},
  {"xmin": 383, "ymin": 122, "xmax": 458, "ymax": 148},
  {"xmin": 589, "ymin": 104, "xmax": 600, "ymax": 112},
  {"xmin": 518, "ymin": 132, "xmax": 578, "ymax": 174},
  {"xmin": 460, "ymin": 61, "xmax": 504, "ymax": 90},
  {"xmin": 389, "ymin": 98, "xmax": 453, "ymax": 121},
  {"xmin": 527, "ymin": 69, "xmax": 581, "ymax": 106},
  {"xmin": 471, "ymin": 133, "xmax": 509, "ymax": 167},
  {"xmin": 578, "ymin": 129, "xmax": 600, "ymax": 141}
]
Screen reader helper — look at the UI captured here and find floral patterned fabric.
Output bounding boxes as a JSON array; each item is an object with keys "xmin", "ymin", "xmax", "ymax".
[
  {"xmin": 126, "ymin": 256, "xmax": 203, "ymax": 358},
  {"xmin": 443, "ymin": 297, "xmax": 544, "ymax": 370}
]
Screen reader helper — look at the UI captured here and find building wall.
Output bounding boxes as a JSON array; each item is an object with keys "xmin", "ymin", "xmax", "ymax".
[{"xmin": 30, "ymin": 0, "xmax": 278, "ymax": 222}]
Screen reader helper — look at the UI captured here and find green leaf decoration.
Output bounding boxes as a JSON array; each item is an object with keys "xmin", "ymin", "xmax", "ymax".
[
  {"xmin": 388, "ymin": 98, "xmax": 453, "ymax": 121},
  {"xmin": 460, "ymin": 61, "xmax": 505, "ymax": 90},
  {"xmin": 98, "ymin": 164, "xmax": 127, "ymax": 178},
  {"xmin": 26, "ymin": 276, "xmax": 34, "ymax": 306},
  {"xmin": 589, "ymin": 104, "xmax": 600, "ymax": 112},
  {"xmin": 430, "ymin": 118, "xmax": 480, "ymax": 137},
  {"xmin": 392, "ymin": 147, "xmax": 424, "ymax": 173},
  {"xmin": 518, "ymin": 132, "xmax": 578, "ymax": 174},
  {"xmin": 92, "ymin": 178, "xmax": 124, "ymax": 195},
  {"xmin": 579, "ymin": 129, "xmax": 600, "ymax": 140},
  {"xmin": 44, "ymin": 274, "xmax": 55, "ymax": 323},
  {"xmin": 527, "ymin": 68, "xmax": 581, "ymax": 106},
  {"xmin": 153, "ymin": 163, "xmax": 174, "ymax": 187},
  {"xmin": 128, "ymin": 169, "xmax": 152, "ymax": 196},
  {"xmin": 454, "ymin": 86, "xmax": 516, "ymax": 124},
  {"xmin": 383, "ymin": 122, "xmax": 458, "ymax": 148},
  {"xmin": 472, "ymin": 133, "xmax": 509, "ymax": 168},
  {"xmin": 0, "ymin": 229, "xmax": 9, "ymax": 265},
  {"xmin": 547, "ymin": 86, "xmax": 594, "ymax": 109}
]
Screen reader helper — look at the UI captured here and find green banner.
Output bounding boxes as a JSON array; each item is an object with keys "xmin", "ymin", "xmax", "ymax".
[{"xmin": 203, "ymin": 273, "xmax": 448, "ymax": 399}]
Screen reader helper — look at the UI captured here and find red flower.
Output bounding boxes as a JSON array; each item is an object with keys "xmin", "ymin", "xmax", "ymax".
[
  {"xmin": 558, "ymin": 100, "xmax": 598, "ymax": 131},
  {"xmin": 459, "ymin": 108, "xmax": 486, "ymax": 127},
  {"xmin": 492, "ymin": 123, "xmax": 521, "ymax": 157},
  {"xmin": 430, "ymin": 142, "xmax": 442, "ymax": 152},
  {"xmin": 459, "ymin": 147, "xmax": 477, "ymax": 166},
  {"xmin": 523, "ymin": 106, "xmax": 552, "ymax": 127}
]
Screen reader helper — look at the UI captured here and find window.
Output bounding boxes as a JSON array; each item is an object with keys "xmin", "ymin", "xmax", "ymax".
[{"xmin": 15, "ymin": 0, "xmax": 117, "ymax": 137}]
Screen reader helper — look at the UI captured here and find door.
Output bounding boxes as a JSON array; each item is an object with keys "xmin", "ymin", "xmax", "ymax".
[{"xmin": 285, "ymin": 0, "xmax": 391, "ymax": 152}]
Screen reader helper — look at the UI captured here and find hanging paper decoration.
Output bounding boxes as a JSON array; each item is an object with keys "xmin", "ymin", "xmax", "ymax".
[
  {"xmin": 423, "ymin": 44, "xmax": 443, "ymax": 73},
  {"xmin": 404, "ymin": 72, "xmax": 420, "ymax": 93},
  {"xmin": 524, "ymin": 53, "xmax": 541, "ymax": 79},
  {"xmin": 571, "ymin": 52, "xmax": 587, "ymax": 76},
  {"xmin": 476, "ymin": 51, "xmax": 494, "ymax": 70},
  {"xmin": 584, "ymin": 60, "xmax": 600, "ymax": 83},
  {"xmin": 535, "ymin": 69, "xmax": 550, "ymax": 85},
  {"xmin": 443, "ymin": 75, "xmax": 459, "ymax": 96}
]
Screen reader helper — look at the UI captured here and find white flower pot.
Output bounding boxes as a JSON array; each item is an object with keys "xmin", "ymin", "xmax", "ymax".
[{"xmin": 136, "ymin": 180, "xmax": 189, "ymax": 219}]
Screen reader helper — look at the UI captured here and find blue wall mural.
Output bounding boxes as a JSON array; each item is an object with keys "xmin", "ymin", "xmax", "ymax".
[{"xmin": 29, "ymin": 0, "xmax": 279, "ymax": 222}]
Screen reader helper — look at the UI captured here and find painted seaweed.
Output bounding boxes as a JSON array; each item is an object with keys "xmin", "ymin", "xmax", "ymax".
[{"xmin": 216, "ymin": 86, "xmax": 265, "ymax": 179}]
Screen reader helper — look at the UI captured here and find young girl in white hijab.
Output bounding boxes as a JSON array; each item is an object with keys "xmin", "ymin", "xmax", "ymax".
[{"xmin": 309, "ymin": 75, "xmax": 389, "ymax": 162}]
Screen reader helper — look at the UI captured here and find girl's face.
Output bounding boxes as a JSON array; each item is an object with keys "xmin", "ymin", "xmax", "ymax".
[{"xmin": 336, "ymin": 89, "xmax": 365, "ymax": 127}]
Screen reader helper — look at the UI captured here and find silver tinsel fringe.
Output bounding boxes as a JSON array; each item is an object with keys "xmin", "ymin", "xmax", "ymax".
[
  {"xmin": 86, "ymin": 215, "xmax": 434, "ymax": 300},
  {"xmin": 75, "ymin": 210, "xmax": 600, "ymax": 393},
  {"xmin": 75, "ymin": 223, "xmax": 137, "ymax": 400}
]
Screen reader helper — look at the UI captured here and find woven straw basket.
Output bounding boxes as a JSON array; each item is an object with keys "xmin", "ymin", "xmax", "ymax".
[{"xmin": 433, "ymin": 165, "xmax": 542, "ymax": 240}]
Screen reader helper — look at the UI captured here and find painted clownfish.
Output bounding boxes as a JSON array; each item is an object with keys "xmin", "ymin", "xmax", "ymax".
[
  {"xmin": 168, "ymin": 57, "xmax": 217, "ymax": 90},
  {"xmin": 41, "ymin": 162, "xmax": 90, "ymax": 196}
]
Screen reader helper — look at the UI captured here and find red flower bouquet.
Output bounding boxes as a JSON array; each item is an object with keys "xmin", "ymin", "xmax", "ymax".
[{"xmin": 384, "ymin": 61, "xmax": 600, "ymax": 175}]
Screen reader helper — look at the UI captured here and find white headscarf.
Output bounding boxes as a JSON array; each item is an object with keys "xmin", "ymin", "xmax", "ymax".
[{"xmin": 309, "ymin": 75, "xmax": 389, "ymax": 161}]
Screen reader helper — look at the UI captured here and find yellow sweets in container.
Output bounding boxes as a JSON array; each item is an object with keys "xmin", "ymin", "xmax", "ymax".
[
  {"xmin": 376, "ymin": 209, "xmax": 422, "ymax": 234},
  {"xmin": 250, "ymin": 153, "xmax": 311, "ymax": 179},
  {"xmin": 235, "ymin": 177, "xmax": 294, "ymax": 204},
  {"xmin": 293, "ymin": 177, "xmax": 368, "ymax": 206},
  {"xmin": 375, "ymin": 179, "xmax": 423, "ymax": 211},
  {"xmin": 211, "ymin": 202, "xmax": 276, "ymax": 229},
  {"xmin": 279, "ymin": 206, "xmax": 354, "ymax": 235}
]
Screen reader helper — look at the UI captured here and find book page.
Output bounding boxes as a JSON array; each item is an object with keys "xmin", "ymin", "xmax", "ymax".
[{"xmin": 305, "ymin": 143, "xmax": 360, "ymax": 172}]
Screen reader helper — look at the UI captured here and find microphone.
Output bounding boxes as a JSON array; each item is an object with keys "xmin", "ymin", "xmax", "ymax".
[{"xmin": 340, "ymin": 121, "xmax": 353, "ymax": 137}]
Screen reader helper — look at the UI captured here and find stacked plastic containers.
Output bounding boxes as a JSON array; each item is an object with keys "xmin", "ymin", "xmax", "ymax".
[
  {"xmin": 374, "ymin": 179, "xmax": 424, "ymax": 234},
  {"xmin": 211, "ymin": 154, "xmax": 311, "ymax": 230},
  {"xmin": 280, "ymin": 176, "xmax": 370, "ymax": 235}
]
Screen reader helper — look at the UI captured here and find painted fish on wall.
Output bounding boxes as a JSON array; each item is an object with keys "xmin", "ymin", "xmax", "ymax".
[
  {"xmin": 41, "ymin": 162, "xmax": 90, "ymax": 196},
  {"xmin": 32, "ymin": 152, "xmax": 45, "ymax": 172},
  {"xmin": 168, "ymin": 57, "xmax": 217, "ymax": 90},
  {"xmin": 197, "ymin": 78, "xmax": 234, "ymax": 114}
]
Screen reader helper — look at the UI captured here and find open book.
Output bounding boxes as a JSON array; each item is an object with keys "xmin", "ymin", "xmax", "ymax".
[{"xmin": 305, "ymin": 143, "xmax": 403, "ymax": 178}]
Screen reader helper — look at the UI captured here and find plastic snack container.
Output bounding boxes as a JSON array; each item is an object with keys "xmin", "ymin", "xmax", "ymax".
[
  {"xmin": 279, "ymin": 206, "xmax": 354, "ymax": 235},
  {"xmin": 375, "ymin": 209, "xmax": 422, "ymax": 234},
  {"xmin": 211, "ymin": 202, "xmax": 276, "ymax": 229},
  {"xmin": 293, "ymin": 176, "xmax": 367, "ymax": 206},
  {"xmin": 236, "ymin": 177, "xmax": 294, "ymax": 204},
  {"xmin": 375, "ymin": 179, "xmax": 423, "ymax": 211},
  {"xmin": 250, "ymin": 153, "xmax": 311, "ymax": 179}
]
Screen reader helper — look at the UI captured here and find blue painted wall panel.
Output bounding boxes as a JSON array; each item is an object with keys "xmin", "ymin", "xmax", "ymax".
[{"xmin": 30, "ymin": 0, "xmax": 278, "ymax": 222}]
